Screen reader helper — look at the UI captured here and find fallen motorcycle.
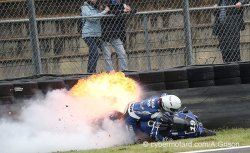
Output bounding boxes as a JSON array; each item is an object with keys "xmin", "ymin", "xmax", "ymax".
[
  {"xmin": 138, "ymin": 108, "xmax": 216, "ymax": 140},
  {"xmin": 95, "ymin": 108, "xmax": 215, "ymax": 141}
]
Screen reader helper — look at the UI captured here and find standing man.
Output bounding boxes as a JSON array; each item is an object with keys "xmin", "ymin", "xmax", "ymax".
[
  {"xmin": 101, "ymin": 0, "xmax": 133, "ymax": 72},
  {"xmin": 212, "ymin": 0, "xmax": 248, "ymax": 63}
]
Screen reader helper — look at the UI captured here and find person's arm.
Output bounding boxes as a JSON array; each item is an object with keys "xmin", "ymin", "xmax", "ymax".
[
  {"xmin": 123, "ymin": 4, "xmax": 132, "ymax": 13},
  {"xmin": 109, "ymin": 1, "xmax": 133, "ymax": 15},
  {"xmin": 81, "ymin": 5, "xmax": 109, "ymax": 22},
  {"xmin": 121, "ymin": 0, "xmax": 133, "ymax": 12}
]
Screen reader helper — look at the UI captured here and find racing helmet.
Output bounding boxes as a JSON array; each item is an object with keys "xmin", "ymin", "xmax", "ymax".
[{"xmin": 160, "ymin": 95, "xmax": 181, "ymax": 112}]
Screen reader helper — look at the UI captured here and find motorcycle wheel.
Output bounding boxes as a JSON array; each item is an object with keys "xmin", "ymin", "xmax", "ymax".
[{"xmin": 201, "ymin": 128, "xmax": 216, "ymax": 137}]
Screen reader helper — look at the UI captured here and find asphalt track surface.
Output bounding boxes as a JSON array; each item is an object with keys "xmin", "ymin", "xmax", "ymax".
[{"xmin": 179, "ymin": 146, "xmax": 250, "ymax": 153}]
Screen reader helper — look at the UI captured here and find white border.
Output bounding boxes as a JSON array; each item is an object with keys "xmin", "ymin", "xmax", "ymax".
[{"xmin": 178, "ymin": 145, "xmax": 250, "ymax": 153}]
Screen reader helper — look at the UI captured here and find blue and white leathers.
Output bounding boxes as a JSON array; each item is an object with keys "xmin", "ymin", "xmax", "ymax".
[{"xmin": 124, "ymin": 95, "xmax": 172, "ymax": 141}]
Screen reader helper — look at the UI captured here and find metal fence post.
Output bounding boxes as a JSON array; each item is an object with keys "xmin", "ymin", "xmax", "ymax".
[
  {"xmin": 183, "ymin": 0, "xmax": 193, "ymax": 65},
  {"xmin": 143, "ymin": 14, "xmax": 152, "ymax": 71},
  {"xmin": 27, "ymin": 0, "xmax": 42, "ymax": 75}
]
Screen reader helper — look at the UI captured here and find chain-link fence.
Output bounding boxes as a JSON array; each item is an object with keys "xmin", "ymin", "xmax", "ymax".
[{"xmin": 0, "ymin": 0, "xmax": 250, "ymax": 80}]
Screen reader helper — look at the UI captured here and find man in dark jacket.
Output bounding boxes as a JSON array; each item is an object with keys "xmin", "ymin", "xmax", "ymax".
[
  {"xmin": 212, "ymin": 0, "xmax": 248, "ymax": 63},
  {"xmin": 100, "ymin": 0, "xmax": 133, "ymax": 72}
]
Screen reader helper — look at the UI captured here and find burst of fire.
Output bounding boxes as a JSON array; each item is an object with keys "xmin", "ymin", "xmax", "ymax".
[{"xmin": 69, "ymin": 72, "xmax": 142, "ymax": 113}]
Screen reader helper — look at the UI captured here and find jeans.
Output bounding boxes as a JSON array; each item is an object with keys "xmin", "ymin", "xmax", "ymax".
[
  {"xmin": 101, "ymin": 38, "xmax": 128, "ymax": 71},
  {"xmin": 83, "ymin": 37, "xmax": 100, "ymax": 73},
  {"xmin": 217, "ymin": 16, "xmax": 241, "ymax": 63}
]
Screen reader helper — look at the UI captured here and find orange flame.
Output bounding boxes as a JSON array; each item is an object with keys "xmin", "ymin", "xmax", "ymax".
[{"xmin": 69, "ymin": 72, "xmax": 142, "ymax": 113}]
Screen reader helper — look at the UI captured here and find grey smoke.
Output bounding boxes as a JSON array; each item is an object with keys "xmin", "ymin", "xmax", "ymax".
[{"xmin": 0, "ymin": 89, "xmax": 134, "ymax": 153}]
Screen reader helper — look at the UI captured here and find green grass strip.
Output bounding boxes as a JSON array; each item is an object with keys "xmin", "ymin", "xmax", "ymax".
[{"xmin": 58, "ymin": 128, "xmax": 250, "ymax": 153}]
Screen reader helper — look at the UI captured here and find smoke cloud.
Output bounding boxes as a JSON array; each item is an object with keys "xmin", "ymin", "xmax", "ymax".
[{"xmin": 0, "ymin": 89, "xmax": 134, "ymax": 153}]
